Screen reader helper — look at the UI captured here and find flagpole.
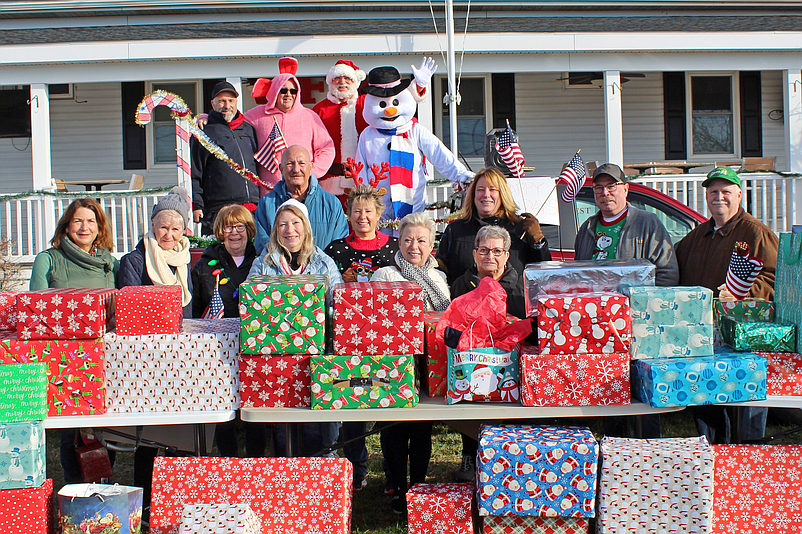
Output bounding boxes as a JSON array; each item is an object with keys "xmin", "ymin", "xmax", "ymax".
[
  {"xmin": 272, "ymin": 116, "xmax": 285, "ymax": 140},
  {"xmin": 445, "ymin": 0, "xmax": 458, "ymax": 156}
]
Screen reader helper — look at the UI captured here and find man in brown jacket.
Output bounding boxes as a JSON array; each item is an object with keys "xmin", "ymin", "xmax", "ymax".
[{"xmin": 675, "ymin": 165, "xmax": 778, "ymax": 444}]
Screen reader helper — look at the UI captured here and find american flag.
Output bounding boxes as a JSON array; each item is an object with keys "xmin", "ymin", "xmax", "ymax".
[
  {"xmin": 254, "ymin": 121, "xmax": 287, "ymax": 174},
  {"xmin": 495, "ymin": 123, "xmax": 525, "ymax": 179},
  {"xmin": 725, "ymin": 241, "xmax": 764, "ymax": 299},
  {"xmin": 558, "ymin": 152, "xmax": 587, "ymax": 204},
  {"xmin": 201, "ymin": 284, "xmax": 225, "ymax": 319}
]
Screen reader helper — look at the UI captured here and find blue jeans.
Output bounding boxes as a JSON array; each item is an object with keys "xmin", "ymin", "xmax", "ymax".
[
  {"xmin": 214, "ymin": 419, "xmax": 269, "ymax": 458},
  {"xmin": 693, "ymin": 406, "xmax": 767, "ymax": 444}
]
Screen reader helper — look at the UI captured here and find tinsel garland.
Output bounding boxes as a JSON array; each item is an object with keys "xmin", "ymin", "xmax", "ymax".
[
  {"xmin": 379, "ymin": 210, "xmax": 462, "ymax": 229},
  {"xmin": 0, "ymin": 186, "xmax": 175, "ymax": 203}
]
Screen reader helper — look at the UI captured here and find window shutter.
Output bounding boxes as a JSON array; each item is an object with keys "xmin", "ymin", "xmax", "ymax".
[
  {"xmin": 492, "ymin": 73, "xmax": 516, "ymax": 130},
  {"xmin": 663, "ymin": 72, "xmax": 686, "ymax": 160},
  {"xmin": 202, "ymin": 79, "xmax": 222, "ymax": 114},
  {"xmin": 740, "ymin": 71, "xmax": 762, "ymax": 157},
  {"xmin": 121, "ymin": 81, "xmax": 147, "ymax": 170}
]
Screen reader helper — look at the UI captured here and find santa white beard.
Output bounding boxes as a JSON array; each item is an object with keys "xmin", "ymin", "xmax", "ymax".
[{"xmin": 330, "ymin": 85, "xmax": 357, "ymax": 102}]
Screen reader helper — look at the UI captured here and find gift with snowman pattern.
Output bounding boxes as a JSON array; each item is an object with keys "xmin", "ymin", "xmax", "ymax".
[
  {"xmin": 311, "ymin": 354, "xmax": 417, "ymax": 409},
  {"xmin": 0, "ymin": 421, "xmax": 45, "ymax": 490}
]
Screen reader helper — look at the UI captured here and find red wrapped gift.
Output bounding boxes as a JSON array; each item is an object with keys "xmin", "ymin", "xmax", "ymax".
[
  {"xmin": 482, "ymin": 516, "xmax": 590, "ymax": 534},
  {"xmin": 16, "ymin": 288, "xmax": 115, "ymax": 340},
  {"xmin": 407, "ymin": 483, "xmax": 474, "ymax": 534},
  {"xmin": 332, "ymin": 281, "xmax": 424, "ymax": 355},
  {"xmin": 0, "ymin": 336, "xmax": 106, "ymax": 416},
  {"xmin": 759, "ymin": 352, "xmax": 802, "ymax": 396},
  {"xmin": 537, "ymin": 292, "xmax": 630, "ymax": 355},
  {"xmin": 150, "ymin": 457, "xmax": 352, "ymax": 534},
  {"xmin": 520, "ymin": 346, "xmax": 630, "ymax": 406},
  {"xmin": 423, "ymin": 311, "xmax": 448, "ymax": 397},
  {"xmin": 0, "ymin": 478, "xmax": 53, "ymax": 533},
  {"xmin": 0, "ymin": 291, "xmax": 19, "ymax": 330},
  {"xmin": 712, "ymin": 444, "xmax": 802, "ymax": 533},
  {"xmin": 115, "ymin": 285, "xmax": 182, "ymax": 335},
  {"xmin": 239, "ymin": 355, "xmax": 310, "ymax": 407}
]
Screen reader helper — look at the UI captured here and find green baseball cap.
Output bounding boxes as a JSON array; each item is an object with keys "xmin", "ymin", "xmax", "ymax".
[{"xmin": 702, "ymin": 166, "xmax": 741, "ymax": 188}]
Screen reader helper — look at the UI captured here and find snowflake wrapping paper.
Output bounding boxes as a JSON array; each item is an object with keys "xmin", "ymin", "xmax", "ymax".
[
  {"xmin": 407, "ymin": 483, "xmax": 475, "ymax": 534},
  {"xmin": 239, "ymin": 355, "xmax": 310, "ymax": 408},
  {"xmin": 759, "ymin": 352, "xmax": 802, "ymax": 395},
  {"xmin": 58, "ymin": 483, "xmax": 143, "ymax": 534},
  {"xmin": 0, "ymin": 292, "xmax": 19, "ymax": 330},
  {"xmin": 116, "ymin": 285, "xmax": 183, "ymax": 335},
  {"xmin": 0, "ymin": 336, "xmax": 105, "ymax": 416},
  {"xmin": 632, "ymin": 352, "xmax": 767, "ymax": 407},
  {"xmin": 423, "ymin": 311, "xmax": 448, "ymax": 397},
  {"xmin": 536, "ymin": 292, "xmax": 630, "ymax": 355},
  {"xmin": 477, "ymin": 425, "xmax": 598, "ymax": 518},
  {"xmin": 597, "ymin": 436, "xmax": 714, "ymax": 534},
  {"xmin": 718, "ymin": 315, "xmax": 796, "ymax": 353},
  {"xmin": 239, "ymin": 275, "xmax": 327, "ymax": 355},
  {"xmin": 103, "ymin": 318, "xmax": 239, "ymax": 412},
  {"xmin": 0, "ymin": 478, "xmax": 52, "ymax": 533},
  {"xmin": 0, "ymin": 363, "xmax": 48, "ymax": 423},
  {"xmin": 713, "ymin": 298, "xmax": 774, "ymax": 324},
  {"xmin": 332, "ymin": 281, "xmax": 424, "ymax": 355},
  {"xmin": 0, "ymin": 421, "xmax": 45, "ymax": 490},
  {"xmin": 150, "ymin": 456, "xmax": 353, "ymax": 534},
  {"xmin": 519, "ymin": 347, "xmax": 630, "ymax": 407},
  {"xmin": 16, "ymin": 288, "xmax": 115, "ymax": 340},
  {"xmin": 179, "ymin": 503, "xmax": 261, "ymax": 534},
  {"xmin": 311, "ymin": 354, "xmax": 417, "ymax": 409},
  {"xmin": 712, "ymin": 444, "xmax": 802, "ymax": 534},
  {"xmin": 481, "ymin": 515, "xmax": 589, "ymax": 534}
]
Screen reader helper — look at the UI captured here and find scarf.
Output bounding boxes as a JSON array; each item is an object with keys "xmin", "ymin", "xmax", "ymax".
[
  {"xmin": 228, "ymin": 111, "xmax": 245, "ymax": 130},
  {"xmin": 346, "ymin": 231, "xmax": 388, "ymax": 251},
  {"xmin": 60, "ymin": 237, "xmax": 116, "ymax": 285},
  {"xmin": 144, "ymin": 230, "xmax": 192, "ymax": 306},
  {"xmin": 395, "ymin": 251, "xmax": 450, "ymax": 311},
  {"xmin": 378, "ymin": 119, "xmax": 417, "ymax": 219}
]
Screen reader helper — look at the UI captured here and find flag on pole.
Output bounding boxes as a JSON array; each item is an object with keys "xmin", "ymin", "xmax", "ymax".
[
  {"xmin": 254, "ymin": 121, "xmax": 287, "ymax": 174},
  {"xmin": 557, "ymin": 151, "xmax": 587, "ymax": 203},
  {"xmin": 725, "ymin": 241, "xmax": 764, "ymax": 299},
  {"xmin": 201, "ymin": 281, "xmax": 226, "ymax": 319},
  {"xmin": 495, "ymin": 122, "xmax": 525, "ymax": 179}
]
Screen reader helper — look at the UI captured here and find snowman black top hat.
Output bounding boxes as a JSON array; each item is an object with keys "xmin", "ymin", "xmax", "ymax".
[{"xmin": 362, "ymin": 66, "xmax": 412, "ymax": 97}]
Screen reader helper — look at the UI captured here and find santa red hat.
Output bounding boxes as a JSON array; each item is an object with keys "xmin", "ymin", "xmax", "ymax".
[{"xmin": 326, "ymin": 60, "xmax": 366, "ymax": 86}]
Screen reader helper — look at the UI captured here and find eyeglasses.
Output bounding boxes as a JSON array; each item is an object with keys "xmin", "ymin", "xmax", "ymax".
[
  {"xmin": 592, "ymin": 182, "xmax": 626, "ymax": 194},
  {"xmin": 278, "ymin": 88, "xmax": 298, "ymax": 95},
  {"xmin": 224, "ymin": 224, "xmax": 247, "ymax": 234},
  {"xmin": 475, "ymin": 247, "xmax": 507, "ymax": 257}
]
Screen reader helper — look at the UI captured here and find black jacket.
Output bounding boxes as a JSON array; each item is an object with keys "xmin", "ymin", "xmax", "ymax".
[
  {"xmin": 190, "ymin": 110, "xmax": 260, "ymax": 217},
  {"xmin": 451, "ymin": 265, "xmax": 527, "ymax": 320},
  {"xmin": 118, "ymin": 240, "xmax": 193, "ymax": 318},
  {"xmin": 191, "ymin": 241, "xmax": 256, "ymax": 318}
]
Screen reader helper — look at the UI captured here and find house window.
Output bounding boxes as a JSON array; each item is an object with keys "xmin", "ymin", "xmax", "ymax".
[
  {"xmin": 150, "ymin": 82, "xmax": 197, "ymax": 164},
  {"xmin": 439, "ymin": 77, "xmax": 488, "ymax": 157},
  {"xmin": 688, "ymin": 74, "xmax": 738, "ymax": 156},
  {"xmin": 0, "ymin": 86, "xmax": 31, "ymax": 138}
]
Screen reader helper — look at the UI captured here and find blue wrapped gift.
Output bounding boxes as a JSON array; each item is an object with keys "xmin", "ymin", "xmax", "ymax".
[
  {"xmin": 0, "ymin": 421, "xmax": 45, "ymax": 490},
  {"xmin": 632, "ymin": 353, "xmax": 767, "ymax": 407},
  {"xmin": 623, "ymin": 286, "xmax": 713, "ymax": 326},
  {"xmin": 477, "ymin": 425, "xmax": 598, "ymax": 517}
]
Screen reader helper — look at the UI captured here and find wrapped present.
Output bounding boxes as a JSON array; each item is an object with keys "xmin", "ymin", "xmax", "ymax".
[
  {"xmin": 597, "ymin": 436, "xmax": 714, "ymax": 533},
  {"xmin": 239, "ymin": 355, "xmax": 310, "ymax": 408},
  {"xmin": 536, "ymin": 292, "xmax": 630, "ymax": 354},
  {"xmin": 0, "ymin": 292, "xmax": 18, "ymax": 330},
  {"xmin": 718, "ymin": 315, "xmax": 796, "ymax": 352},
  {"xmin": 714, "ymin": 298, "xmax": 774, "ymax": 323},
  {"xmin": 311, "ymin": 354, "xmax": 417, "ymax": 409},
  {"xmin": 116, "ymin": 285, "xmax": 182, "ymax": 335},
  {"xmin": 712, "ymin": 444, "xmax": 802, "ymax": 534},
  {"xmin": 632, "ymin": 352, "xmax": 767, "ymax": 407},
  {"xmin": 0, "ymin": 478, "xmax": 53, "ymax": 533},
  {"xmin": 104, "ymin": 319, "xmax": 239, "ymax": 412},
  {"xmin": 630, "ymin": 323, "xmax": 714, "ymax": 359},
  {"xmin": 0, "ymin": 336, "xmax": 105, "ymax": 416},
  {"xmin": 448, "ymin": 344, "xmax": 520, "ymax": 404},
  {"xmin": 623, "ymin": 286, "xmax": 713, "ymax": 326},
  {"xmin": 520, "ymin": 348, "xmax": 630, "ymax": 406},
  {"xmin": 150, "ymin": 457, "xmax": 352, "ymax": 534},
  {"xmin": 16, "ymin": 288, "xmax": 115, "ymax": 340},
  {"xmin": 407, "ymin": 483, "xmax": 474, "ymax": 534},
  {"xmin": 0, "ymin": 363, "xmax": 48, "ymax": 422},
  {"xmin": 523, "ymin": 259, "xmax": 655, "ymax": 317},
  {"xmin": 179, "ymin": 503, "xmax": 261, "ymax": 534},
  {"xmin": 332, "ymin": 281, "xmax": 424, "ymax": 355},
  {"xmin": 760, "ymin": 351, "xmax": 802, "ymax": 395},
  {"xmin": 482, "ymin": 516, "xmax": 589, "ymax": 534},
  {"xmin": 423, "ymin": 311, "xmax": 448, "ymax": 397},
  {"xmin": 0, "ymin": 421, "xmax": 45, "ymax": 490},
  {"xmin": 58, "ymin": 484, "xmax": 143, "ymax": 534},
  {"xmin": 477, "ymin": 425, "xmax": 598, "ymax": 517},
  {"xmin": 239, "ymin": 275, "xmax": 327, "ymax": 355}
]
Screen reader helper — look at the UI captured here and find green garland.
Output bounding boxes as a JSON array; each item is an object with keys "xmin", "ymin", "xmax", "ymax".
[{"xmin": 0, "ymin": 186, "xmax": 175, "ymax": 203}]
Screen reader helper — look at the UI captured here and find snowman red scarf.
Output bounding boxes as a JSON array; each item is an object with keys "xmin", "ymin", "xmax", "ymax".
[{"xmin": 377, "ymin": 118, "xmax": 417, "ymax": 219}]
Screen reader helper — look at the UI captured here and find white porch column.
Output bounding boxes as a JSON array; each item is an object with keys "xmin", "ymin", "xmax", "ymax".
[
  {"xmin": 417, "ymin": 85, "xmax": 435, "ymax": 179},
  {"xmin": 783, "ymin": 70, "xmax": 802, "ymax": 174},
  {"xmin": 603, "ymin": 71, "xmax": 624, "ymax": 167},
  {"xmin": 29, "ymin": 83, "xmax": 56, "ymax": 253},
  {"xmin": 226, "ymin": 76, "xmax": 244, "ymax": 113}
]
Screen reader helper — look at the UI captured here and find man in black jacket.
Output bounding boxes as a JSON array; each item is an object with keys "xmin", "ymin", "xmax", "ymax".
[{"xmin": 191, "ymin": 81, "xmax": 260, "ymax": 235}]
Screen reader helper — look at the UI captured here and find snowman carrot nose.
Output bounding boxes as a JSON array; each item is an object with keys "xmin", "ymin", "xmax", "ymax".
[{"xmin": 384, "ymin": 107, "xmax": 397, "ymax": 116}]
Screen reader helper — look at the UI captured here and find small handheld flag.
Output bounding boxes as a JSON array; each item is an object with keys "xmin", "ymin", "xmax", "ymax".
[
  {"xmin": 495, "ymin": 121, "xmax": 526, "ymax": 179},
  {"xmin": 254, "ymin": 119, "xmax": 288, "ymax": 174},
  {"xmin": 558, "ymin": 151, "xmax": 587, "ymax": 203},
  {"xmin": 725, "ymin": 241, "xmax": 764, "ymax": 299},
  {"xmin": 201, "ymin": 276, "xmax": 226, "ymax": 319}
]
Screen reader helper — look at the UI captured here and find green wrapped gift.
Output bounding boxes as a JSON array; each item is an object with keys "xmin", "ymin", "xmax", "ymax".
[
  {"xmin": 719, "ymin": 315, "xmax": 796, "ymax": 353},
  {"xmin": 239, "ymin": 274, "xmax": 327, "ymax": 355},
  {"xmin": 311, "ymin": 354, "xmax": 418, "ymax": 409},
  {"xmin": 714, "ymin": 298, "xmax": 775, "ymax": 324},
  {"xmin": 0, "ymin": 363, "xmax": 48, "ymax": 422}
]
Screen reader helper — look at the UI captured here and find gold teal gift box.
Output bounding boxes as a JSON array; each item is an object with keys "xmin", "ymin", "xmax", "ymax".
[
  {"xmin": 718, "ymin": 315, "xmax": 796, "ymax": 353},
  {"xmin": 311, "ymin": 354, "xmax": 418, "ymax": 409},
  {"xmin": 239, "ymin": 275, "xmax": 328, "ymax": 355}
]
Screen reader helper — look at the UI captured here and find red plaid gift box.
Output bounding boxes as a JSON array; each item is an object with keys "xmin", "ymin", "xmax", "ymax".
[
  {"xmin": 537, "ymin": 292, "xmax": 630, "ymax": 355},
  {"xmin": 712, "ymin": 444, "xmax": 802, "ymax": 534},
  {"xmin": 423, "ymin": 311, "xmax": 448, "ymax": 397},
  {"xmin": 0, "ymin": 292, "xmax": 18, "ymax": 330},
  {"xmin": 407, "ymin": 483, "xmax": 474, "ymax": 534},
  {"xmin": 0, "ymin": 336, "xmax": 105, "ymax": 416},
  {"xmin": 151, "ymin": 457, "xmax": 352, "ymax": 534},
  {"xmin": 759, "ymin": 352, "xmax": 802, "ymax": 396},
  {"xmin": 482, "ymin": 516, "xmax": 589, "ymax": 534},
  {"xmin": 115, "ymin": 285, "xmax": 182, "ymax": 335},
  {"xmin": 520, "ymin": 347, "xmax": 630, "ymax": 406},
  {"xmin": 239, "ymin": 355, "xmax": 310, "ymax": 407},
  {"xmin": 16, "ymin": 288, "xmax": 114, "ymax": 340},
  {"xmin": 0, "ymin": 478, "xmax": 53, "ymax": 533},
  {"xmin": 333, "ymin": 281, "xmax": 424, "ymax": 355}
]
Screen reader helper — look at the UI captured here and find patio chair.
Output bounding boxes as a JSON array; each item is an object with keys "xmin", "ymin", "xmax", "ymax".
[
  {"xmin": 126, "ymin": 174, "xmax": 147, "ymax": 245},
  {"xmin": 741, "ymin": 156, "xmax": 776, "ymax": 172},
  {"xmin": 53, "ymin": 178, "xmax": 68, "ymax": 192},
  {"xmin": 715, "ymin": 161, "xmax": 743, "ymax": 171}
]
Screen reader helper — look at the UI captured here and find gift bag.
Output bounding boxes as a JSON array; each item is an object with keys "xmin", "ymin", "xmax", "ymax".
[
  {"xmin": 58, "ymin": 483, "xmax": 144, "ymax": 534},
  {"xmin": 776, "ymin": 232, "xmax": 802, "ymax": 351},
  {"xmin": 447, "ymin": 323, "xmax": 520, "ymax": 404}
]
